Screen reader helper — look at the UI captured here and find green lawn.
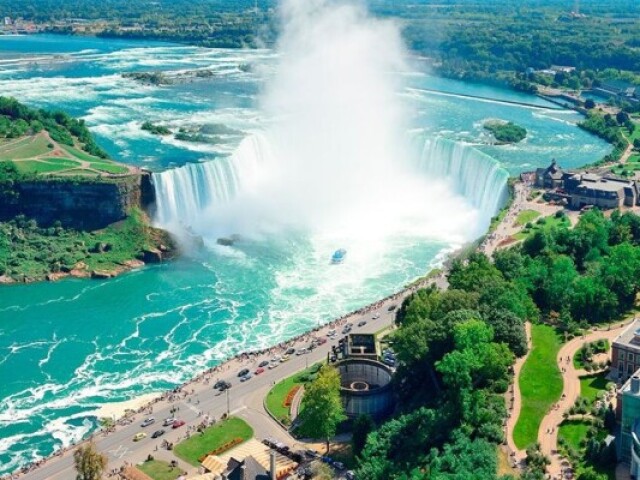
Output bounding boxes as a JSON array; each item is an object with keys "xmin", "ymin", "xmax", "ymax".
[
  {"xmin": 40, "ymin": 158, "xmax": 83, "ymax": 166},
  {"xmin": 515, "ymin": 209, "xmax": 540, "ymax": 226},
  {"xmin": 63, "ymin": 144, "xmax": 102, "ymax": 162},
  {"xmin": 558, "ymin": 420, "xmax": 590, "ymax": 451},
  {"xmin": 13, "ymin": 160, "xmax": 71, "ymax": 174},
  {"xmin": 513, "ymin": 324, "xmax": 563, "ymax": 449},
  {"xmin": 579, "ymin": 372, "xmax": 609, "ymax": 403},
  {"xmin": 265, "ymin": 363, "xmax": 321, "ymax": 424},
  {"xmin": 173, "ymin": 417, "xmax": 253, "ymax": 467},
  {"xmin": 514, "ymin": 215, "xmax": 571, "ymax": 241},
  {"xmin": 137, "ymin": 460, "xmax": 183, "ymax": 480},
  {"xmin": 0, "ymin": 135, "xmax": 52, "ymax": 159},
  {"xmin": 90, "ymin": 162, "xmax": 129, "ymax": 174}
]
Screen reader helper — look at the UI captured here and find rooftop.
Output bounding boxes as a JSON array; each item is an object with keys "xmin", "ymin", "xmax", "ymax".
[{"xmin": 614, "ymin": 319, "xmax": 640, "ymax": 352}]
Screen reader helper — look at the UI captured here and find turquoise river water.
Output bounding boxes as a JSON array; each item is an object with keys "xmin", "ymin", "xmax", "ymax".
[{"xmin": 0, "ymin": 34, "xmax": 610, "ymax": 473}]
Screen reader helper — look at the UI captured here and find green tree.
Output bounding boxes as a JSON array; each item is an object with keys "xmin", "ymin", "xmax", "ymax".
[
  {"xmin": 297, "ymin": 365, "xmax": 346, "ymax": 452},
  {"xmin": 577, "ymin": 467, "xmax": 607, "ymax": 480},
  {"xmin": 352, "ymin": 414, "xmax": 375, "ymax": 458},
  {"xmin": 73, "ymin": 442, "xmax": 107, "ymax": 480}
]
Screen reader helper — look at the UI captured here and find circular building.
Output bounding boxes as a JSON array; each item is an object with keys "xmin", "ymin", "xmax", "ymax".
[{"xmin": 336, "ymin": 358, "xmax": 394, "ymax": 420}]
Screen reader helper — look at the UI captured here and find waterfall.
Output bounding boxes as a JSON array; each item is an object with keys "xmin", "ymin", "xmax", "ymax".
[
  {"xmin": 152, "ymin": 134, "xmax": 274, "ymax": 227},
  {"xmin": 153, "ymin": 133, "xmax": 510, "ymax": 230},
  {"xmin": 416, "ymin": 137, "xmax": 509, "ymax": 218}
]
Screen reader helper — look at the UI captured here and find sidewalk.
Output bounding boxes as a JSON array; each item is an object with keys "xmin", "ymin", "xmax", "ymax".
[{"xmin": 537, "ymin": 323, "xmax": 631, "ymax": 478}]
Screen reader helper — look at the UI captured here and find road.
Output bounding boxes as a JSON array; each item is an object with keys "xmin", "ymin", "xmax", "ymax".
[{"xmin": 18, "ymin": 297, "xmax": 402, "ymax": 480}]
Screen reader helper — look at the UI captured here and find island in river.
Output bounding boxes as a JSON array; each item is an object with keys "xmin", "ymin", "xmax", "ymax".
[
  {"xmin": 0, "ymin": 97, "xmax": 176, "ymax": 284},
  {"xmin": 483, "ymin": 120, "xmax": 528, "ymax": 144}
]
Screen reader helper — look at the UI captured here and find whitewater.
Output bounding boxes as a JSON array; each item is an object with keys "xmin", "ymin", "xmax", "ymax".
[{"xmin": 0, "ymin": 17, "xmax": 611, "ymax": 479}]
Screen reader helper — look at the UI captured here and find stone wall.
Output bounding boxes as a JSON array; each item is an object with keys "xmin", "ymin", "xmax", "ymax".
[{"xmin": 0, "ymin": 171, "xmax": 157, "ymax": 230}]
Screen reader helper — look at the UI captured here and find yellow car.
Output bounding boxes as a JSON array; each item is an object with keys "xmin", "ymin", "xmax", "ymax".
[{"xmin": 133, "ymin": 432, "xmax": 147, "ymax": 442}]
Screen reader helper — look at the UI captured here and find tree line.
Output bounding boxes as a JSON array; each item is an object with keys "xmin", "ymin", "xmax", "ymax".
[
  {"xmin": 0, "ymin": 96, "xmax": 108, "ymax": 158},
  {"xmin": 348, "ymin": 207, "xmax": 639, "ymax": 479}
]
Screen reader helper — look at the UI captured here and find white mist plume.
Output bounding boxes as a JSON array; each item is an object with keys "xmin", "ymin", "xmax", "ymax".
[{"xmin": 163, "ymin": 0, "xmax": 483, "ymax": 243}]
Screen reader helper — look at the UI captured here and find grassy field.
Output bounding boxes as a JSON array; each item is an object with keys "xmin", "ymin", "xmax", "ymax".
[
  {"xmin": 579, "ymin": 372, "xmax": 609, "ymax": 403},
  {"xmin": 513, "ymin": 324, "xmax": 563, "ymax": 449},
  {"xmin": 558, "ymin": 420, "xmax": 590, "ymax": 451},
  {"xmin": 265, "ymin": 363, "xmax": 321, "ymax": 424},
  {"xmin": 137, "ymin": 460, "xmax": 183, "ymax": 480},
  {"xmin": 0, "ymin": 131, "xmax": 129, "ymax": 178},
  {"xmin": 0, "ymin": 135, "xmax": 52, "ymax": 159},
  {"xmin": 515, "ymin": 209, "xmax": 541, "ymax": 226},
  {"xmin": 173, "ymin": 417, "xmax": 253, "ymax": 467},
  {"xmin": 514, "ymin": 214, "xmax": 571, "ymax": 241}
]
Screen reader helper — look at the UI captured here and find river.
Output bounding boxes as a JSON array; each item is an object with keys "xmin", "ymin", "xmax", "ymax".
[{"xmin": 0, "ymin": 34, "xmax": 610, "ymax": 474}]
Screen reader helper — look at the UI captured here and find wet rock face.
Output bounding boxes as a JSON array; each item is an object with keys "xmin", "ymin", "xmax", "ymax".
[{"xmin": 0, "ymin": 173, "xmax": 156, "ymax": 230}]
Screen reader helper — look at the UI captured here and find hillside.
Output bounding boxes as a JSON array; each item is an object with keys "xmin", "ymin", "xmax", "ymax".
[
  {"xmin": 0, "ymin": 96, "xmax": 131, "ymax": 178},
  {"xmin": 0, "ymin": 98, "xmax": 176, "ymax": 284}
]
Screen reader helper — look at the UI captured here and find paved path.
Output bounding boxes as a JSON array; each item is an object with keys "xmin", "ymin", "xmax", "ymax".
[
  {"xmin": 505, "ymin": 322, "xmax": 532, "ymax": 466},
  {"xmin": 481, "ymin": 182, "xmax": 562, "ymax": 257},
  {"xmin": 537, "ymin": 323, "xmax": 631, "ymax": 479}
]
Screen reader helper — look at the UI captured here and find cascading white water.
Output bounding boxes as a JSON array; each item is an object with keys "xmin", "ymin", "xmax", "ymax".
[
  {"xmin": 417, "ymin": 137, "xmax": 509, "ymax": 218},
  {"xmin": 153, "ymin": 134, "xmax": 509, "ymax": 233},
  {"xmin": 153, "ymin": 134, "xmax": 274, "ymax": 227},
  {"xmin": 151, "ymin": 0, "xmax": 508, "ymax": 241}
]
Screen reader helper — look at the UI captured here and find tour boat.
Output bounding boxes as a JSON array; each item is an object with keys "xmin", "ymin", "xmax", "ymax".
[{"xmin": 331, "ymin": 249, "xmax": 347, "ymax": 264}]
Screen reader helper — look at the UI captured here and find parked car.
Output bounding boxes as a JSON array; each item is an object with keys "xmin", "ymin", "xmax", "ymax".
[
  {"xmin": 151, "ymin": 429, "xmax": 165, "ymax": 438},
  {"xmin": 240, "ymin": 372, "xmax": 253, "ymax": 382},
  {"xmin": 286, "ymin": 347, "xmax": 296, "ymax": 355},
  {"xmin": 218, "ymin": 381, "xmax": 232, "ymax": 391},
  {"xmin": 133, "ymin": 432, "xmax": 146, "ymax": 442},
  {"xmin": 140, "ymin": 417, "xmax": 155, "ymax": 427},
  {"xmin": 317, "ymin": 337, "xmax": 327, "ymax": 345},
  {"xmin": 372, "ymin": 312, "xmax": 380, "ymax": 319},
  {"xmin": 357, "ymin": 320, "xmax": 367, "ymax": 327},
  {"xmin": 345, "ymin": 470, "xmax": 355, "ymax": 480},
  {"xmin": 254, "ymin": 367, "xmax": 265, "ymax": 375},
  {"xmin": 296, "ymin": 348, "xmax": 308, "ymax": 355},
  {"xmin": 163, "ymin": 417, "xmax": 176, "ymax": 427},
  {"xmin": 280, "ymin": 355, "xmax": 291, "ymax": 362},
  {"xmin": 305, "ymin": 449, "xmax": 320, "ymax": 458},
  {"xmin": 268, "ymin": 361, "xmax": 279, "ymax": 370},
  {"xmin": 387, "ymin": 304, "xmax": 397, "ymax": 311},
  {"xmin": 172, "ymin": 420, "xmax": 186, "ymax": 429},
  {"xmin": 333, "ymin": 461, "xmax": 345, "ymax": 470},
  {"xmin": 258, "ymin": 360, "xmax": 269, "ymax": 368},
  {"xmin": 238, "ymin": 368, "xmax": 250, "ymax": 377},
  {"xmin": 213, "ymin": 380, "xmax": 226, "ymax": 389}
]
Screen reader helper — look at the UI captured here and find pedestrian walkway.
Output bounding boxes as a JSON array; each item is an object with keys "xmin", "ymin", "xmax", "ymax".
[{"xmin": 537, "ymin": 323, "xmax": 631, "ymax": 478}]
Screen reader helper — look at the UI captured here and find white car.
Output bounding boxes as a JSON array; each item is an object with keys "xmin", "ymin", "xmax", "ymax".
[
  {"xmin": 372, "ymin": 312, "xmax": 380, "ymax": 319},
  {"xmin": 296, "ymin": 348, "xmax": 308, "ymax": 355},
  {"xmin": 163, "ymin": 417, "xmax": 176, "ymax": 427},
  {"xmin": 140, "ymin": 417, "xmax": 155, "ymax": 427},
  {"xmin": 268, "ymin": 361, "xmax": 279, "ymax": 370}
]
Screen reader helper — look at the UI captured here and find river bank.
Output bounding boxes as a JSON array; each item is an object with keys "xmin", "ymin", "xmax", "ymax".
[{"xmin": 6, "ymin": 172, "xmax": 542, "ymax": 478}]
